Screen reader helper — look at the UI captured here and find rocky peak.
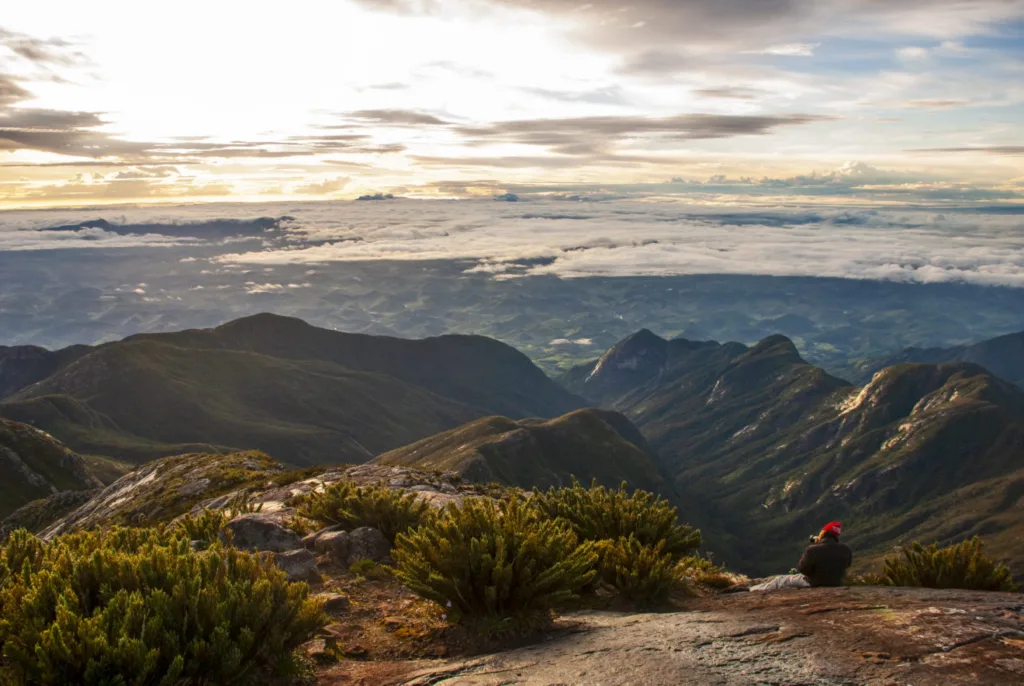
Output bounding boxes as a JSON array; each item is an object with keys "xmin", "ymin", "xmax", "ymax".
[{"xmin": 585, "ymin": 329, "xmax": 668, "ymax": 391}]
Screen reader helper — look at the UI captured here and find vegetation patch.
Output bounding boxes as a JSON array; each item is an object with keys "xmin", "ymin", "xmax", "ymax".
[
  {"xmin": 295, "ymin": 481, "xmax": 433, "ymax": 544},
  {"xmin": 531, "ymin": 479, "xmax": 702, "ymax": 558},
  {"xmin": 0, "ymin": 527, "xmax": 325, "ymax": 684},
  {"xmin": 861, "ymin": 537, "xmax": 1018, "ymax": 592},
  {"xmin": 595, "ymin": 536, "xmax": 689, "ymax": 606},
  {"xmin": 393, "ymin": 497, "xmax": 597, "ymax": 636}
]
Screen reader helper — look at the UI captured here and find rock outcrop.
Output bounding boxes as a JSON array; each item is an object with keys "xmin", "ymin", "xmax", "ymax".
[{"xmin": 345, "ymin": 587, "xmax": 1024, "ymax": 685}]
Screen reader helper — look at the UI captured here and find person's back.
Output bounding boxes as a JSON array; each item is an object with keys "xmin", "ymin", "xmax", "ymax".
[{"xmin": 797, "ymin": 521, "xmax": 852, "ymax": 587}]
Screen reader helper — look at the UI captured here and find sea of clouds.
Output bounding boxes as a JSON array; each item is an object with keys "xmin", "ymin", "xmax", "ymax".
[{"xmin": 1, "ymin": 198, "xmax": 1021, "ymax": 287}]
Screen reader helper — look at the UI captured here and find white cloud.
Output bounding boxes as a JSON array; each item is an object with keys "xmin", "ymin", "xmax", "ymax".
[
  {"xmin": 749, "ymin": 43, "xmax": 819, "ymax": 57},
  {"xmin": 3, "ymin": 193, "xmax": 1021, "ymax": 288},
  {"xmin": 897, "ymin": 46, "xmax": 930, "ymax": 60},
  {"xmin": 194, "ymin": 197, "xmax": 1024, "ymax": 287}
]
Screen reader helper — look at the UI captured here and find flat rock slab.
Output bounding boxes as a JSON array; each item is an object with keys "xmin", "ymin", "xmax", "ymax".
[{"xmin": 339, "ymin": 587, "xmax": 1024, "ymax": 685}]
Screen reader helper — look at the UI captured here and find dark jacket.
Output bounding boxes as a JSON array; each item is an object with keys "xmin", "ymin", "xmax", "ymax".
[{"xmin": 797, "ymin": 537, "xmax": 852, "ymax": 587}]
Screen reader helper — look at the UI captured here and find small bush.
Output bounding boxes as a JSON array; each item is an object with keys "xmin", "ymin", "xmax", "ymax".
[
  {"xmin": 596, "ymin": 536, "xmax": 688, "ymax": 606},
  {"xmin": 295, "ymin": 481, "xmax": 432, "ymax": 544},
  {"xmin": 531, "ymin": 479, "xmax": 701, "ymax": 560},
  {"xmin": 0, "ymin": 526, "xmax": 326, "ymax": 685},
  {"xmin": 393, "ymin": 497, "xmax": 597, "ymax": 632},
  {"xmin": 679, "ymin": 554, "xmax": 745, "ymax": 591},
  {"xmin": 874, "ymin": 537, "xmax": 1018, "ymax": 592},
  {"xmin": 227, "ymin": 491, "xmax": 264, "ymax": 517},
  {"xmin": 349, "ymin": 558, "xmax": 393, "ymax": 581},
  {"xmin": 176, "ymin": 507, "xmax": 230, "ymax": 545}
]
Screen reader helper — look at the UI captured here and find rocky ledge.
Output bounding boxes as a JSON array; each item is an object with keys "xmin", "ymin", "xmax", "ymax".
[{"xmin": 322, "ymin": 587, "xmax": 1024, "ymax": 685}]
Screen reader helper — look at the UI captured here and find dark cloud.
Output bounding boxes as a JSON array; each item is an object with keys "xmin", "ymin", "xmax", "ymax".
[
  {"xmin": 345, "ymin": 109, "xmax": 452, "ymax": 126},
  {"xmin": 693, "ymin": 87, "xmax": 763, "ymax": 100},
  {"xmin": 411, "ymin": 155, "xmax": 594, "ymax": 169},
  {"xmin": 41, "ymin": 216, "xmax": 286, "ymax": 238},
  {"xmin": 902, "ymin": 99, "xmax": 971, "ymax": 108},
  {"xmin": 0, "ymin": 108, "xmax": 152, "ymax": 158},
  {"xmin": 452, "ymin": 113, "xmax": 835, "ymax": 156},
  {"xmin": 0, "ymin": 27, "xmax": 86, "ymax": 67},
  {"xmin": 0, "ymin": 74, "xmax": 30, "ymax": 107},
  {"xmin": 618, "ymin": 50, "xmax": 707, "ymax": 76},
  {"xmin": 352, "ymin": 0, "xmax": 1024, "ymax": 56},
  {"xmin": 910, "ymin": 146, "xmax": 1024, "ymax": 155}
]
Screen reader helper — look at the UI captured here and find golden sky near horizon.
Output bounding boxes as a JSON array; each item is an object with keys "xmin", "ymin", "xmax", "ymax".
[{"xmin": 0, "ymin": 0, "xmax": 1022, "ymax": 208}]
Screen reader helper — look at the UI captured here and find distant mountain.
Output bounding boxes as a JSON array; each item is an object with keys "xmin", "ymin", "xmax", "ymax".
[
  {"xmin": 0, "ymin": 344, "xmax": 89, "ymax": 398},
  {"xmin": 848, "ymin": 330, "xmax": 1024, "ymax": 388},
  {"xmin": 568, "ymin": 330, "xmax": 1024, "ymax": 575},
  {"xmin": 374, "ymin": 408, "xmax": 667, "ymax": 492},
  {"xmin": 0, "ymin": 419, "xmax": 101, "ymax": 520},
  {"xmin": 0, "ymin": 314, "xmax": 585, "ymax": 466}
]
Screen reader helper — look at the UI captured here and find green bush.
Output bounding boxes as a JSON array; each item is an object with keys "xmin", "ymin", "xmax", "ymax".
[
  {"xmin": 531, "ymin": 480, "xmax": 701, "ymax": 560},
  {"xmin": 874, "ymin": 537, "xmax": 1018, "ymax": 592},
  {"xmin": 0, "ymin": 527, "xmax": 326, "ymax": 685},
  {"xmin": 227, "ymin": 491, "xmax": 264, "ymax": 518},
  {"xmin": 596, "ymin": 536, "xmax": 688, "ymax": 606},
  {"xmin": 393, "ymin": 497, "xmax": 597, "ymax": 632},
  {"xmin": 295, "ymin": 481, "xmax": 432, "ymax": 544},
  {"xmin": 176, "ymin": 508, "xmax": 230, "ymax": 545},
  {"xmin": 678, "ymin": 554, "xmax": 743, "ymax": 591}
]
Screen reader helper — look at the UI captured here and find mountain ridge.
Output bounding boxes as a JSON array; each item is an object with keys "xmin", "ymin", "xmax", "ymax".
[
  {"xmin": 1, "ymin": 313, "xmax": 586, "ymax": 467},
  {"xmin": 567, "ymin": 330, "xmax": 1024, "ymax": 575}
]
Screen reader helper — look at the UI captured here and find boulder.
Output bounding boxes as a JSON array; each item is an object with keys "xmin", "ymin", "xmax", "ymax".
[
  {"xmin": 303, "ymin": 523, "xmax": 345, "ymax": 550},
  {"xmin": 223, "ymin": 512, "xmax": 302, "ymax": 553},
  {"xmin": 314, "ymin": 531, "xmax": 352, "ymax": 562},
  {"xmin": 314, "ymin": 592, "xmax": 351, "ymax": 616},
  {"xmin": 274, "ymin": 549, "xmax": 319, "ymax": 581},
  {"xmin": 345, "ymin": 527, "xmax": 391, "ymax": 565}
]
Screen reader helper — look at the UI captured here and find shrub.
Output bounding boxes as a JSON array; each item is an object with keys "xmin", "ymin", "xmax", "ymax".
[
  {"xmin": 531, "ymin": 480, "xmax": 701, "ymax": 561},
  {"xmin": 595, "ymin": 536, "xmax": 688, "ymax": 606},
  {"xmin": 679, "ymin": 554, "xmax": 745, "ymax": 591},
  {"xmin": 227, "ymin": 491, "xmax": 264, "ymax": 517},
  {"xmin": 393, "ymin": 497, "xmax": 597, "ymax": 633},
  {"xmin": 874, "ymin": 537, "xmax": 1018, "ymax": 592},
  {"xmin": 295, "ymin": 481, "xmax": 432, "ymax": 544},
  {"xmin": 176, "ymin": 507, "xmax": 230, "ymax": 545},
  {"xmin": 0, "ymin": 527, "xmax": 326, "ymax": 685},
  {"xmin": 349, "ymin": 558, "xmax": 393, "ymax": 581}
]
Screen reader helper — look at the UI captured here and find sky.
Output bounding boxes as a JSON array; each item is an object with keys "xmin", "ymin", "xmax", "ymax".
[{"xmin": 0, "ymin": 0, "xmax": 1022, "ymax": 208}]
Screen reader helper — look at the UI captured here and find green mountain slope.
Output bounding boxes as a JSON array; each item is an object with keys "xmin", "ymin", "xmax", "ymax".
[
  {"xmin": 0, "ymin": 419, "xmax": 102, "ymax": 519},
  {"xmin": 570, "ymin": 331, "xmax": 1024, "ymax": 576},
  {"xmin": 1, "ymin": 314, "xmax": 584, "ymax": 466},
  {"xmin": 373, "ymin": 408, "xmax": 667, "ymax": 492}
]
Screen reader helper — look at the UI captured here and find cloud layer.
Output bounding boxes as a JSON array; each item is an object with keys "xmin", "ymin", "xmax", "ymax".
[{"xmin": 3, "ymin": 198, "xmax": 1018, "ymax": 287}]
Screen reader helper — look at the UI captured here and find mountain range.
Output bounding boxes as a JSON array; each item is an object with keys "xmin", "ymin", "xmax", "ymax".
[
  {"xmin": 2, "ymin": 313, "xmax": 1022, "ymax": 578},
  {"xmin": 848, "ymin": 330, "xmax": 1024, "ymax": 389},
  {"xmin": 564, "ymin": 329, "xmax": 1024, "ymax": 574},
  {"xmin": 0, "ymin": 313, "xmax": 583, "ymax": 466}
]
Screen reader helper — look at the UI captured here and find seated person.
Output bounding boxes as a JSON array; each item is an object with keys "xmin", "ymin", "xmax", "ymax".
[
  {"xmin": 798, "ymin": 521, "xmax": 853, "ymax": 587},
  {"xmin": 747, "ymin": 521, "xmax": 852, "ymax": 592}
]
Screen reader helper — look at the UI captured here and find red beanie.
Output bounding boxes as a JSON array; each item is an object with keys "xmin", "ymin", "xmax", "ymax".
[{"xmin": 822, "ymin": 521, "xmax": 842, "ymax": 537}]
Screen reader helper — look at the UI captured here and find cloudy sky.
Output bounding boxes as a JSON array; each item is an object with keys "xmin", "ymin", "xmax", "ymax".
[{"xmin": 0, "ymin": 0, "xmax": 1022, "ymax": 207}]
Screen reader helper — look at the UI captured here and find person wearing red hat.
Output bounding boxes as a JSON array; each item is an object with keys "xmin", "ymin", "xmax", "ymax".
[
  {"xmin": 745, "ymin": 521, "xmax": 853, "ymax": 592},
  {"xmin": 797, "ymin": 521, "xmax": 853, "ymax": 587}
]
